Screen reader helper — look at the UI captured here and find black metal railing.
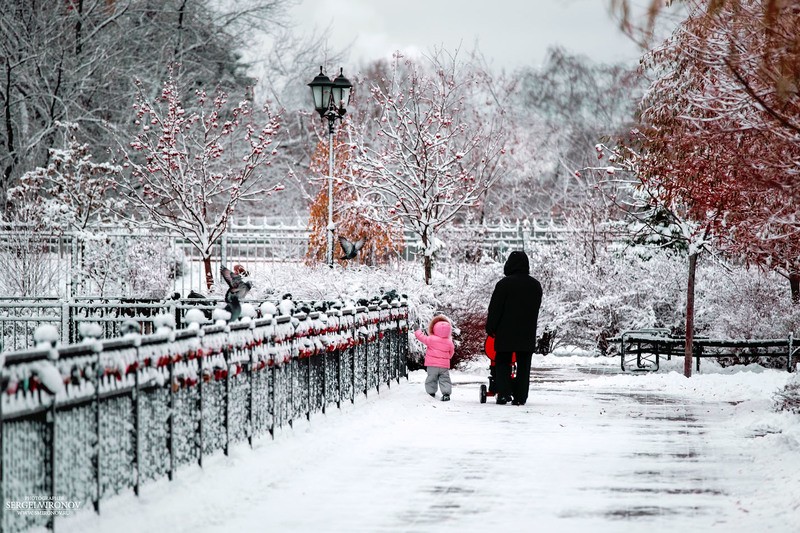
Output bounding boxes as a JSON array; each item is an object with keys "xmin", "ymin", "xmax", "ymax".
[{"xmin": 0, "ymin": 303, "xmax": 409, "ymax": 533}]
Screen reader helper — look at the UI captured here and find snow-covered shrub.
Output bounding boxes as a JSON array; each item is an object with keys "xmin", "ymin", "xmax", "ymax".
[
  {"xmin": 0, "ymin": 228, "xmax": 65, "ymax": 297},
  {"xmin": 697, "ymin": 265, "xmax": 800, "ymax": 340},
  {"xmin": 80, "ymin": 233, "xmax": 180, "ymax": 297},
  {"xmin": 694, "ymin": 264, "xmax": 800, "ymax": 369},
  {"xmin": 124, "ymin": 237, "xmax": 184, "ymax": 297},
  {"xmin": 527, "ymin": 237, "xmax": 686, "ymax": 353},
  {"xmin": 775, "ymin": 373, "xmax": 800, "ymax": 414}
]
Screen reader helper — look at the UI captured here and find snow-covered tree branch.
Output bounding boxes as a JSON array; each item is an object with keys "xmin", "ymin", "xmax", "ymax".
[
  {"xmin": 349, "ymin": 51, "xmax": 510, "ymax": 284},
  {"xmin": 118, "ymin": 76, "xmax": 283, "ymax": 289}
]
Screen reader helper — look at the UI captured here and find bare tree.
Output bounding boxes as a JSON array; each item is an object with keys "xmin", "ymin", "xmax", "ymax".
[
  {"xmin": 350, "ymin": 50, "xmax": 510, "ymax": 284},
  {"xmin": 0, "ymin": 0, "xmax": 295, "ymax": 216},
  {"xmin": 512, "ymin": 47, "xmax": 643, "ymax": 217}
]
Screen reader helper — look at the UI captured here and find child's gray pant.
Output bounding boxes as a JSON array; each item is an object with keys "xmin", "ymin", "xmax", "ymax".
[{"xmin": 425, "ymin": 367, "xmax": 452, "ymax": 395}]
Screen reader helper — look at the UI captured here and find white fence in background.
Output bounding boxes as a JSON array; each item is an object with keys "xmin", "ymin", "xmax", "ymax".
[{"xmin": 0, "ymin": 219, "xmax": 619, "ymax": 298}]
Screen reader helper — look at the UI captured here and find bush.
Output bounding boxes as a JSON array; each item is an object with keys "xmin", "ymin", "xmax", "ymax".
[
  {"xmin": 775, "ymin": 374, "xmax": 800, "ymax": 414},
  {"xmin": 448, "ymin": 308, "xmax": 487, "ymax": 369}
]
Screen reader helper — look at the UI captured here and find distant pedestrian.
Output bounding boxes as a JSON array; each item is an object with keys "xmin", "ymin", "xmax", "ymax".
[
  {"xmin": 486, "ymin": 251, "xmax": 543, "ymax": 405},
  {"xmin": 414, "ymin": 314, "xmax": 455, "ymax": 401}
]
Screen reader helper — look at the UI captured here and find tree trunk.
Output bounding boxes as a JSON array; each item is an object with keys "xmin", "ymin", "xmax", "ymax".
[
  {"xmin": 421, "ymin": 231, "xmax": 432, "ymax": 285},
  {"xmin": 3, "ymin": 60, "xmax": 17, "ymax": 213},
  {"xmin": 74, "ymin": 0, "xmax": 84, "ymax": 55},
  {"xmin": 684, "ymin": 252, "xmax": 698, "ymax": 378},
  {"xmin": 203, "ymin": 255, "xmax": 214, "ymax": 290},
  {"xmin": 424, "ymin": 255, "xmax": 432, "ymax": 285},
  {"xmin": 790, "ymin": 272, "xmax": 800, "ymax": 304}
]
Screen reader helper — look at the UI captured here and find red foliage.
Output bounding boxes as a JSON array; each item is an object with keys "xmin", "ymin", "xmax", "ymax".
[{"xmin": 638, "ymin": 1, "xmax": 800, "ymax": 294}]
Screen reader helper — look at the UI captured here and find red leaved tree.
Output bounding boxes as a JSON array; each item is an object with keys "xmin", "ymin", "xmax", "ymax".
[
  {"xmin": 638, "ymin": 0, "xmax": 800, "ymax": 301},
  {"xmin": 119, "ymin": 76, "xmax": 283, "ymax": 289}
]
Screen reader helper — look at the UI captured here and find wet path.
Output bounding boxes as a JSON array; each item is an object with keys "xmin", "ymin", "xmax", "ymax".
[{"xmin": 62, "ymin": 356, "xmax": 789, "ymax": 533}]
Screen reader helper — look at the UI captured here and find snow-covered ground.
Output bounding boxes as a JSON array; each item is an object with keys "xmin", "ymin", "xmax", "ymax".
[{"xmin": 55, "ymin": 355, "xmax": 799, "ymax": 533}]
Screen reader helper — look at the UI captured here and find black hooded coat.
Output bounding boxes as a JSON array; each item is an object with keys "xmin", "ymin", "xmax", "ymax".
[{"xmin": 485, "ymin": 251, "xmax": 543, "ymax": 353}]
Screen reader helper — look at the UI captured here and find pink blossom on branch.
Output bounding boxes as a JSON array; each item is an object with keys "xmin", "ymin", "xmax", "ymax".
[{"xmin": 119, "ymin": 76, "xmax": 282, "ymax": 289}]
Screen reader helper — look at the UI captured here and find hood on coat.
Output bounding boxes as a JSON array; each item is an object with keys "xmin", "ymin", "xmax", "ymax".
[
  {"xmin": 504, "ymin": 250, "xmax": 530, "ymax": 276},
  {"xmin": 428, "ymin": 315, "xmax": 453, "ymax": 339}
]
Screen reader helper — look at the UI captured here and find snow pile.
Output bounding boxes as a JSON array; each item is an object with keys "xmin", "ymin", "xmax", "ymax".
[
  {"xmin": 78, "ymin": 322, "xmax": 103, "ymax": 340},
  {"xmin": 34, "ymin": 324, "xmax": 61, "ymax": 347},
  {"xmin": 183, "ymin": 308, "xmax": 209, "ymax": 328}
]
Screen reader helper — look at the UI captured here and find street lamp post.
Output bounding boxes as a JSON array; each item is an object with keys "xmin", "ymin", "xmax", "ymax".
[{"xmin": 308, "ymin": 66, "xmax": 352, "ymax": 266}]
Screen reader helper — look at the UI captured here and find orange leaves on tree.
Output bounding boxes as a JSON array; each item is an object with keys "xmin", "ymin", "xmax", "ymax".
[{"xmin": 305, "ymin": 133, "xmax": 403, "ymax": 265}]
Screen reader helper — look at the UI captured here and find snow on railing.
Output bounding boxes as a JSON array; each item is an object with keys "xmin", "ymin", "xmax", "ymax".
[
  {"xmin": 0, "ymin": 302, "xmax": 409, "ymax": 533},
  {"xmin": 1, "ymin": 297, "xmax": 396, "ymax": 352}
]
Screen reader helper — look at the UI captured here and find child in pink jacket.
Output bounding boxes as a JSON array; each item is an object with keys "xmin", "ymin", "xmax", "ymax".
[{"xmin": 414, "ymin": 314, "xmax": 455, "ymax": 401}]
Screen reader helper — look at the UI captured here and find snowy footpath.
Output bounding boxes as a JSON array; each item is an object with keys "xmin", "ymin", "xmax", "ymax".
[{"xmin": 58, "ymin": 355, "xmax": 799, "ymax": 533}]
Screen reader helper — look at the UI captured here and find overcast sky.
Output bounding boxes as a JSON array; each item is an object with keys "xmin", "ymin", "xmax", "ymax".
[{"xmin": 289, "ymin": 0, "xmax": 643, "ymax": 72}]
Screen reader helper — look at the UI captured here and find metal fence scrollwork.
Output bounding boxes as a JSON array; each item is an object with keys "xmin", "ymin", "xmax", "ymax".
[{"xmin": 0, "ymin": 303, "xmax": 409, "ymax": 533}]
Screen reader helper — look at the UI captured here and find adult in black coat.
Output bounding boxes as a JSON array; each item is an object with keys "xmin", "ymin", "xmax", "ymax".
[{"xmin": 486, "ymin": 250, "xmax": 543, "ymax": 405}]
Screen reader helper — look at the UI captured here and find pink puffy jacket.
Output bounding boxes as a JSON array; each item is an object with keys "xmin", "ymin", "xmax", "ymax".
[{"xmin": 414, "ymin": 319, "xmax": 454, "ymax": 369}]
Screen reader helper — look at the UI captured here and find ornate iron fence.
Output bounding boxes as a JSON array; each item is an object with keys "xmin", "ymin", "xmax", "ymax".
[{"xmin": 0, "ymin": 303, "xmax": 409, "ymax": 533}]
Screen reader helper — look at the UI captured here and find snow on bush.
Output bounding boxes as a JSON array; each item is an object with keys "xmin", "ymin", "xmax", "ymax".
[
  {"xmin": 775, "ymin": 373, "xmax": 800, "ymax": 415},
  {"xmin": 184, "ymin": 308, "xmax": 209, "ymax": 327},
  {"xmin": 80, "ymin": 233, "xmax": 182, "ymax": 298}
]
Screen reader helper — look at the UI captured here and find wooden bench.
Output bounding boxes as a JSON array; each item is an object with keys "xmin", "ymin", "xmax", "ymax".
[{"xmin": 608, "ymin": 330, "xmax": 799, "ymax": 372}]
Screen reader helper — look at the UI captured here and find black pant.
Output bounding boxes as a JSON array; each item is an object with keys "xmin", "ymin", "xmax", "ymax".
[
  {"xmin": 494, "ymin": 352, "xmax": 514, "ymax": 399},
  {"xmin": 513, "ymin": 351, "xmax": 533, "ymax": 404},
  {"xmin": 496, "ymin": 351, "xmax": 533, "ymax": 403}
]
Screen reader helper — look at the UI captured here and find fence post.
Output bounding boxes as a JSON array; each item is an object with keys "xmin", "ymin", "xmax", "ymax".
[
  {"xmin": 198, "ymin": 345, "xmax": 204, "ymax": 465},
  {"xmin": 268, "ymin": 349, "xmax": 275, "ymax": 438},
  {"xmin": 336, "ymin": 345, "xmax": 342, "ymax": 409},
  {"xmin": 288, "ymin": 334, "xmax": 294, "ymax": 429},
  {"xmin": 47, "ymin": 398, "xmax": 56, "ymax": 531},
  {"xmin": 248, "ymin": 344, "xmax": 255, "ymax": 447},
  {"xmin": 376, "ymin": 334, "xmax": 381, "ymax": 395},
  {"xmin": 351, "ymin": 335, "xmax": 356, "ymax": 404},
  {"xmin": 364, "ymin": 339, "xmax": 369, "ymax": 398},
  {"xmin": 306, "ymin": 354, "xmax": 311, "ymax": 421},
  {"xmin": 134, "ymin": 345, "xmax": 141, "ymax": 496},
  {"xmin": 61, "ymin": 301, "xmax": 70, "ymax": 345},
  {"xmin": 321, "ymin": 348, "xmax": 327, "ymax": 414},
  {"xmin": 168, "ymin": 347, "xmax": 175, "ymax": 480},
  {"xmin": 94, "ymin": 349, "xmax": 101, "ymax": 512},
  {"xmin": 224, "ymin": 343, "xmax": 231, "ymax": 455},
  {"xmin": 789, "ymin": 333, "xmax": 794, "ymax": 373}
]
